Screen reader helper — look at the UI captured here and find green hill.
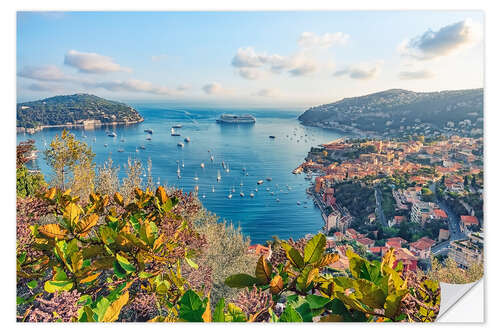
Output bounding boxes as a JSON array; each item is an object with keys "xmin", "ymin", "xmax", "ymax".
[
  {"xmin": 298, "ymin": 88, "xmax": 483, "ymax": 137},
  {"xmin": 17, "ymin": 94, "xmax": 143, "ymax": 129}
]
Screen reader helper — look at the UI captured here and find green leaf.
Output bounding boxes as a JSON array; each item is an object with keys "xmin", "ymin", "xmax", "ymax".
[
  {"xmin": 16, "ymin": 297, "xmax": 26, "ymax": 305},
  {"xmin": 44, "ymin": 280, "xmax": 73, "ymax": 293},
  {"xmin": 353, "ymin": 279, "xmax": 386, "ymax": 309},
  {"xmin": 281, "ymin": 242, "xmax": 305, "ymax": 269},
  {"xmin": 27, "ymin": 280, "xmax": 38, "ymax": 289},
  {"xmin": 384, "ymin": 290, "xmax": 408, "ymax": 319},
  {"xmin": 296, "ymin": 266, "xmax": 313, "ymax": 292},
  {"xmin": 295, "ymin": 302, "xmax": 313, "ymax": 322},
  {"xmin": 224, "ymin": 274, "xmax": 257, "ymax": 288},
  {"xmin": 225, "ymin": 303, "xmax": 247, "ymax": 322},
  {"xmin": 138, "ymin": 271, "xmax": 154, "ymax": 279},
  {"xmin": 113, "ymin": 260, "xmax": 128, "ymax": 279},
  {"xmin": 278, "ymin": 305, "xmax": 303, "ymax": 322},
  {"xmin": 305, "ymin": 294, "xmax": 331, "ymax": 309},
  {"xmin": 303, "ymin": 234, "xmax": 326, "ymax": 264},
  {"xmin": 213, "ymin": 298, "xmax": 226, "ymax": 322},
  {"xmin": 116, "ymin": 253, "xmax": 136, "ymax": 273},
  {"xmin": 178, "ymin": 290, "xmax": 205, "ymax": 322}
]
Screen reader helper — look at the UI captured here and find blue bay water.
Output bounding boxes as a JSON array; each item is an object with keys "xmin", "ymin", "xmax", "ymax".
[{"xmin": 17, "ymin": 105, "xmax": 343, "ymax": 244}]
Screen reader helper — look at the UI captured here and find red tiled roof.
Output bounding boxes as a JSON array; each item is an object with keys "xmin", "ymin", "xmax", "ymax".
[
  {"xmin": 386, "ymin": 240, "xmax": 402, "ymax": 248},
  {"xmin": 410, "ymin": 237, "xmax": 435, "ymax": 251},
  {"xmin": 461, "ymin": 215, "xmax": 479, "ymax": 225},
  {"xmin": 433, "ymin": 209, "xmax": 448, "ymax": 219},
  {"xmin": 387, "ymin": 237, "xmax": 407, "ymax": 244},
  {"xmin": 357, "ymin": 237, "xmax": 375, "ymax": 246}
]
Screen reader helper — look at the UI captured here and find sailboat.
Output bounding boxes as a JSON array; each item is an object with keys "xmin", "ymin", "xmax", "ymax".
[
  {"xmin": 226, "ymin": 163, "xmax": 230, "ymax": 173},
  {"xmin": 200, "ymin": 163, "xmax": 205, "ymax": 169},
  {"xmin": 227, "ymin": 189, "xmax": 232, "ymax": 199},
  {"xmin": 250, "ymin": 192, "xmax": 254, "ymax": 198},
  {"xmin": 232, "ymin": 186, "xmax": 236, "ymax": 193},
  {"xmin": 194, "ymin": 173, "xmax": 199, "ymax": 181},
  {"xmin": 217, "ymin": 170, "xmax": 221, "ymax": 182},
  {"xmin": 212, "ymin": 185, "xmax": 215, "ymax": 193},
  {"xmin": 210, "ymin": 155, "xmax": 214, "ymax": 162},
  {"xmin": 177, "ymin": 162, "xmax": 181, "ymax": 178}
]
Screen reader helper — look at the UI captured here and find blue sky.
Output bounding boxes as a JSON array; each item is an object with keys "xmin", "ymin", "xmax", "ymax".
[{"xmin": 17, "ymin": 11, "xmax": 484, "ymax": 107}]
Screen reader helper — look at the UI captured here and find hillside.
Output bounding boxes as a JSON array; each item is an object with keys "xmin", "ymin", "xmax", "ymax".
[
  {"xmin": 17, "ymin": 94, "xmax": 143, "ymax": 129},
  {"xmin": 298, "ymin": 88, "xmax": 483, "ymax": 137}
]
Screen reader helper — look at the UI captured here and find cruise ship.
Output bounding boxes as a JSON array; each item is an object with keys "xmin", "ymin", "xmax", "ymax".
[{"xmin": 216, "ymin": 114, "xmax": 256, "ymax": 124}]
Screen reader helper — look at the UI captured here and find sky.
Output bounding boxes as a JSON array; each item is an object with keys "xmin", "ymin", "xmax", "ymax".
[{"xmin": 16, "ymin": 11, "xmax": 484, "ymax": 108}]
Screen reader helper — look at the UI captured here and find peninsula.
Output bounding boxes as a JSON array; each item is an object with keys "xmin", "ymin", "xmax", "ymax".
[
  {"xmin": 17, "ymin": 93, "xmax": 143, "ymax": 133},
  {"xmin": 298, "ymin": 88, "xmax": 483, "ymax": 138}
]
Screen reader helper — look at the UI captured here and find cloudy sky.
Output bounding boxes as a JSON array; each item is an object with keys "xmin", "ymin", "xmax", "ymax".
[{"xmin": 17, "ymin": 11, "xmax": 483, "ymax": 107}]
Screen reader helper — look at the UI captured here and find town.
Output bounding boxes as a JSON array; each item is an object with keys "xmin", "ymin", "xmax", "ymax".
[{"xmin": 251, "ymin": 135, "xmax": 483, "ymax": 274}]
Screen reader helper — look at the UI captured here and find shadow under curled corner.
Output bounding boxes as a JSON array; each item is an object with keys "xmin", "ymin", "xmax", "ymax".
[{"xmin": 437, "ymin": 278, "xmax": 484, "ymax": 322}]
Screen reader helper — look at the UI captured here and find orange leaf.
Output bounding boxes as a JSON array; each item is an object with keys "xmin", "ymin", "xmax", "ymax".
[
  {"xmin": 38, "ymin": 224, "xmax": 68, "ymax": 239},
  {"xmin": 75, "ymin": 214, "xmax": 99, "ymax": 236},
  {"xmin": 269, "ymin": 275, "xmax": 284, "ymax": 295}
]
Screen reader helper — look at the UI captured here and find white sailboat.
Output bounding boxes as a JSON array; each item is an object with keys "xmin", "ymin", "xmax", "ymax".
[
  {"xmin": 217, "ymin": 170, "xmax": 221, "ymax": 182},
  {"xmin": 200, "ymin": 163, "xmax": 205, "ymax": 169}
]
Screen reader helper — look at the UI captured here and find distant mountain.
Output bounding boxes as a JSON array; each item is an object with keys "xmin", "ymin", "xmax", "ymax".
[
  {"xmin": 298, "ymin": 88, "xmax": 483, "ymax": 137},
  {"xmin": 17, "ymin": 94, "xmax": 143, "ymax": 129}
]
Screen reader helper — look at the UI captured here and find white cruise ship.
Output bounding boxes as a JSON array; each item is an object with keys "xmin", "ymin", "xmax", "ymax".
[{"xmin": 216, "ymin": 114, "xmax": 256, "ymax": 124}]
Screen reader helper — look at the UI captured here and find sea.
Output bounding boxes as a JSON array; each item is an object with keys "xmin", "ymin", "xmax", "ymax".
[{"xmin": 17, "ymin": 104, "xmax": 345, "ymax": 244}]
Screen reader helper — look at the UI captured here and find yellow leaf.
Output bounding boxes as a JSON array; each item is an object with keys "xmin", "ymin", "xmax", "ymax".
[
  {"xmin": 202, "ymin": 292, "xmax": 211, "ymax": 322},
  {"xmin": 153, "ymin": 233, "xmax": 165, "ymax": 252},
  {"xmin": 306, "ymin": 268, "xmax": 319, "ymax": 286},
  {"xmin": 156, "ymin": 186, "xmax": 168, "ymax": 204},
  {"xmin": 317, "ymin": 253, "xmax": 339, "ymax": 267},
  {"xmin": 255, "ymin": 255, "xmax": 272, "ymax": 284},
  {"xmin": 38, "ymin": 224, "xmax": 68, "ymax": 239},
  {"xmin": 75, "ymin": 214, "xmax": 99, "ymax": 236},
  {"xmin": 102, "ymin": 291, "xmax": 129, "ymax": 322},
  {"xmin": 113, "ymin": 192, "xmax": 124, "ymax": 206},
  {"xmin": 63, "ymin": 202, "xmax": 81, "ymax": 227},
  {"xmin": 269, "ymin": 275, "xmax": 284, "ymax": 295},
  {"xmin": 45, "ymin": 188, "xmax": 57, "ymax": 200},
  {"xmin": 78, "ymin": 272, "xmax": 100, "ymax": 284}
]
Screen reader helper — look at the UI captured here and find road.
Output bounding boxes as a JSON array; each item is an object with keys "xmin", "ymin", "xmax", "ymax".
[
  {"xmin": 374, "ymin": 187, "xmax": 388, "ymax": 227},
  {"xmin": 430, "ymin": 182, "xmax": 467, "ymax": 254}
]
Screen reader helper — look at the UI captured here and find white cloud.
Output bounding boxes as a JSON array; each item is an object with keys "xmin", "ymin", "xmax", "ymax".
[
  {"xmin": 298, "ymin": 32, "xmax": 349, "ymax": 49},
  {"xmin": 87, "ymin": 79, "xmax": 173, "ymax": 95},
  {"xmin": 254, "ymin": 88, "xmax": 280, "ymax": 98},
  {"xmin": 288, "ymin": 60, "xmax": 317, "ymax": 77},
  {"xmin": 398, "ymin": 19, "xmax": 481, "ymax": 60},
  {"xmin": 333, "ymin": 61, "xmax": 382, "ymax": 80},
  {"xmin": 238, "ymin": 68, "xmax": 264, "ymax": 80},
  {"xmin": 231, "ymin": 47, "xmax": 319, "ymax": 78},
  {"xmin": 202, "ymin": 82, "xmax": 225, "ymax": 95},
  {"xmin": 399, "ymin": 70, "xmax": 435, "ymax": 80},
  {"xmin": 64, "ymin": 50, "xmax": 131, "ymax": 74},
  {"xmin": 18, "ymin": 65, "xmax": 70, "ymax": 81}
]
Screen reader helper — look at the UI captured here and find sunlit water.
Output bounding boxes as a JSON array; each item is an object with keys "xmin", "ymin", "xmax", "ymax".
[{"xmin": 17, "ymin": 105, "xmax": 344, "ymax": 244}]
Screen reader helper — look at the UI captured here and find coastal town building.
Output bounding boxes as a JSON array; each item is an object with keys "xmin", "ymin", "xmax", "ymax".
[
  {"xmin": 449, "ymin": 232, "xmax": 483, "ymax": 269},
  {"xmin": 409, "ymin": 237, "xmax": 435, "ymax": 259},
  {"xmin": 459, "ymin": 215, "xmax": 480, "ymax": 233}
]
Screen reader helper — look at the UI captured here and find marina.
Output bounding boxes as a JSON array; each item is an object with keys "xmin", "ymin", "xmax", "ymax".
[{"xmin": 17, "ymin": 106, "xmax": 341, "ymax": 243}]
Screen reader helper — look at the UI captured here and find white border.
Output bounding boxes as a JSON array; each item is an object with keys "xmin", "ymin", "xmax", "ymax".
[{"xmin": 2, "ymin": 1, "xmax": 498, "ymax": 332}]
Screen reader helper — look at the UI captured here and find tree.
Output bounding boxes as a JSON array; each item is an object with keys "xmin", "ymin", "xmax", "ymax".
[
  {"xmin": 16, "ymin": 140, "xmax": 45, "ymax": 197},
  {"xmin": 44, "ymin": 130, "xmax": 95, "ymax": 191}
]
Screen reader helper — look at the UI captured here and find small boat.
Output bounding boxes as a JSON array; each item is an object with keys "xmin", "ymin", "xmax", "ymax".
[
  {"xmin": 276, "ymin": 198, "xmax": 280, "ymax": 202},
  {"xmin": 177, "ymin": 142, "xmax": 184, "ymax": 148},
  {"xmin": 182, "ymin": 161, "xmax": 185, "ymax": 168},
  {"xmin": 104, "ymin": 144, "xmax": 108, "ymax": 147},
  {"xmin": 266, "ymin": 177, "xmax": 272, "ymax": 181},
  {"xmin": 257, "ymin": 180, "xmax": 264, "ymax": 185},
  {"xmin": 140, "ymin": 145, "xmax": 146, "ymax": 150},
  {"xmin": 212, "ymin": 186, "xmax": 215, "ymax": 193},
  {"xmin": 222, "ymin": 161, "xmax": 226, "ymax": 169},
  {"xmin": 173, "ymin": 124, "xmax": 182, "ymax": 128},
  {"xmin": 146, "ymin": 137, "xmax": 152, "ymax": 141},
  {"xmin": 269, "ymin": 135, "xmax": 276, "ymax": 139},
  {"xmin": 228, "ymin": 193, "xmax": 232, "ymax": 199},
  {"xmin": 217, "ymin": 171, "xmax": 221, "ymax": 182},
  {"xmin": 135, "ymin": 148, "xmax": 139, "ymax": 153},
  {"xmin": 210, "ymin": 155, "xmax": 214, "ymax": 161},
  {"xmin": 266, "ymin": 187, "xmax": 270, "ymax": 191},
  {"xmin": 120, "ymin": 138, "xmax": 125, "ymax": 142},
  {"xmin": 144, "ymin": 129, "xmax": 153, "ymax": 134},
  {"xmin": 250, "ymin": 192, "xmax": 254, "ymax": 198},
  {"xmin": 240, "ymin": 192, "xmax": 245, "ymax": 197},
  {"xmin": 202, "ymin": 194, "xmax": 206, "ymax": 199},
  {"xmin": 297, "ymin": 201, "xmax": 301, "ymax": 205},
  {"xmin": 242, "ymin": 167, "xmax": 246, "ymax": 172},
  {"xmin": 270, "ymin": 192, "xmax": 274, "ymax": 196},
  {"xmin": 184, "ymin": 137, "xmax": 190, "ymax": 143},
  {"xmin": 232, "ymin": 186, "xmax": 236, "ymax": 193},
  {"xmin": 194, "ymin": 175, "xmax": 199, "ymax": 181},
  {"xmin": 226, "ymin": 163, "xmax": 230, "ymax": 173},
  {"xmin": 255, "ymin": 188, "xmax": 258, "ymax": 192},
  {"xmin": 118, "ymin": 148, "xmax": 124, "ymax": 152},
  {"xmin": 200, "ymin": 163, "xmax": 205, "ymax": 168},
  {"xmin": 171, "ymin": 128, "xmax": 181, "ymax": 136},
  {"xmin": 108, "ymin": 132, "xmax": 117, "ymax": 137}
]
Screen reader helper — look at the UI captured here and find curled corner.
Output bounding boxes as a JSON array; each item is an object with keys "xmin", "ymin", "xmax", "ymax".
[{"xmin": 437, "ymin": 278, "xmax": 484, "ymax": 322}]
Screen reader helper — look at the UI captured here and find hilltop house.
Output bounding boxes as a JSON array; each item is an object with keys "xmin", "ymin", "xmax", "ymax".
[
  {"xmin": 409, "ymin": 237, "xmax": 435, "ymax": 259},
  {"xmin": 460, "ymin": 215, "xmax": 479, "ymax": 233}
]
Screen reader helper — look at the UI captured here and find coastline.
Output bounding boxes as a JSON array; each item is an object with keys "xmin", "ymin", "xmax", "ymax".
[{"xmin": 17, "ymin": 117, "xmax": 144, "ymax": 134}]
